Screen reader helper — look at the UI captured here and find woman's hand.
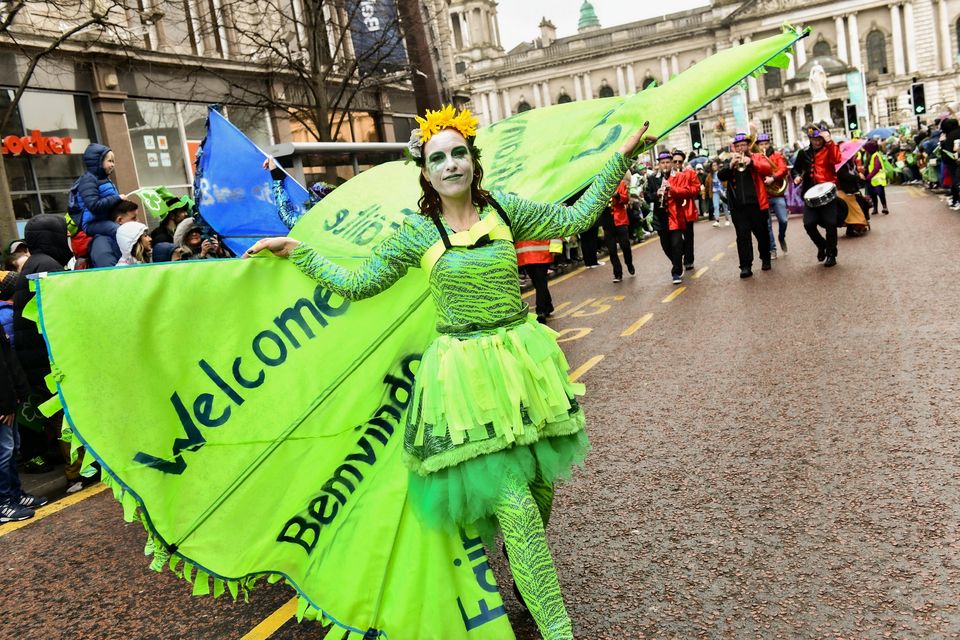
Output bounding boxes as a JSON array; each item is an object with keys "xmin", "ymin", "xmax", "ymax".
[
  {"xmin": 243, "ymin": 237, "xmax": 300, "ymax": 258},
  {"xmin": 262, "ymin": 157, "xmax": 277, "ymax": 171},
  {"xmin": 619, "ymin": 121, "xmax": 657, "ymax": 157}
]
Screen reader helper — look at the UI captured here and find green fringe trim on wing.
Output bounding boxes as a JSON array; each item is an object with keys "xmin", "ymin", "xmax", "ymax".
[{"xmin": 93, "ymin": 471, "xmax": 380, "ymax": 637}]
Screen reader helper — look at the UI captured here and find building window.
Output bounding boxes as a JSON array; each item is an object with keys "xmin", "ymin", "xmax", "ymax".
[
  {"xmin": 812, "ymin": 40, "xmax": 832, "ymax": 57},
  {"xmin": 2, "ymin": 88, "xmax": 98, "ymax": 227},
  {"xmin": 780, "ymin": 116, "xmax": 790, "ymax": 145},
  {"xmin": 886, "ymin": 97, "xmax": 899, "ymax": 125},
  {"xmin": 642, "ymin": 76, "xmax": 656, "ymax": 89},
  {"xmin": 557, "ymin": 91, "xmax": 572, "ymax": 104},
  {"xmin": 803, "ymin": 104, "xmax": 814, "ymax": 123},
  {"xmin": 125, "ymin": 99, "xmax": 192, "ymax": 190},
  {"xmin": 451, "ymin": 13, "xmax": 464, "ymax": 50},
  {"xmin": 866, "ymin": 30, "xmax": 888, "ymax": 74},
  {"xmin": 763, "ymin": 68, "xmax": 782, "ymax": 92},
  {"xmin": 598, "ymin": 83, "xmax": 615, "ymax": 98},
  {"xmin": 517, "ymin": 100, "xmax": 532, "ymax": 112},
  {"xmin": 761, "ymin": 119, "xmax": 774, "ymax": 138}
]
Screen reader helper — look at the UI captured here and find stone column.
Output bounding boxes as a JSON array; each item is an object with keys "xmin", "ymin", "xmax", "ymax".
[
  {"xmin": 501, "ymin": 89, "xmax": 512, "ymax": 117},
  {"xmin": 939, "ymin": 0, "xmax": 953, "ymax": 69},
  {"xmin": 903, "ymin": 1, "xmax": 917, "ymax": 72},
  {"xmin": 786, "ymin": 52, "xmax": 796, "ymax": 80},
  {"xmin": 615, "ymin": 66, "xmax": 626, "ymax": 95},
  {"xmin": 626, "ymin": 65, "xmax": 637, "ymax": 93},
  {"xmin": 660, "ymin": 57, "xmax": 670, "ymax": 84},
  {"xmin": 848, "ymin": 13, "xmax": 862, "ymax": 68},
  {"xmin": 835, "ymin": 15, "xmax": 848, "ymax": 63},
  {"xmin": 671, "ymin": 54, "xmax": 680, "ymax": 76},
  {"xmin": 573, "ymin": 75, "xmax": 583, "ymax": 101},
  {"xmin": 541, "ymin": 82, "xmax": 551, "ymax": 106},
  {"xmin": 488, "ymin": 90, "xmax": 500, "ymax": 121},
  {"xmin": 462, "ymin": 11, "xmax": 472, "ymax": 48},
  {"xmin": 583, "ymin": 73, "xmax": 594, "ymax": 100},
  {"xmin": 772, "ymin": 112, "xmax": 784, "ymax": 147},
  {"xmin": 795, "ymin": 36, "xmax": 807, "ymax": 67},
  {"xmin": 91, "ymin": 89, "xmax": 139, "ymax": 194},
  {"xmin": 479, "ymin": 93, "xmax": 491, "ymax": 125},
  {"xmin": 532, "ymin": 83, "xmax": 542, "ymax": 108},
  {"xmin": 785, "ymin": 109, "xmax": 796, "ymax": 145},
  {"xmin": 891, "ymin": 3, "xmax": 906, "ymax": 75}
]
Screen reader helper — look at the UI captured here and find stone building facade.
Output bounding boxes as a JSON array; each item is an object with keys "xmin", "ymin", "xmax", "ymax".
[
  {"xmin": 433, "ymin": 0, "xmax": 960, "ymax": 154},
  {"xmin": 0, "ymin": 0, "xmax": 420, "ymax": 232}
]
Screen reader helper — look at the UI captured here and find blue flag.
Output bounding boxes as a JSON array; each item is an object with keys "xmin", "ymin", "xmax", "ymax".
[{"xmin": 194, "ymin": 108, "xmax": 309, "ymax": 255}]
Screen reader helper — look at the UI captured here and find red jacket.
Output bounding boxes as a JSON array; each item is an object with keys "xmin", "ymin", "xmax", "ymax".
[
  {"xmin": 667, "ymin": 169, "xmax": 700, "ymax": 228},
  {"xmin": 719, "ymin": 152, "xmax": 773, "ymax": 210},
  {"xmin": 611, "ymin": 181, "xmax": 630, "ymax": 227},
  {"xmin": 812, "ymin": 141, "xmax": 842, "ymax": 185}
]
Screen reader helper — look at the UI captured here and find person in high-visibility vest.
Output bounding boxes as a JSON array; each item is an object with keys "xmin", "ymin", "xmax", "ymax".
[
  {"xmin": 863, "ymin": 139, "xmax": 890, "ymax": 216},
  {"xmin": 516, "ymin": 238, "xmax": 556, "ymax": 322}
]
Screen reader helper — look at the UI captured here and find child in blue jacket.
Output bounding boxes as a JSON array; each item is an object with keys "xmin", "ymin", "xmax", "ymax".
[{"xmin": 72, "ymin": 143, "xmax": 128, "ymax": 237}]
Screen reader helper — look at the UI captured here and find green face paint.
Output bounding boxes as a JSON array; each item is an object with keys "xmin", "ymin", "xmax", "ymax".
[{"xmin": 422, "ymin": 130, "xmax": 474, "ymax": 199}]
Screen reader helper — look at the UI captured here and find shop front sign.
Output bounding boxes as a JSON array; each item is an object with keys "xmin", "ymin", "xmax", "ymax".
[{"xmin": 1, "ymin": 130, "xmax": 73, "ymax": 156}]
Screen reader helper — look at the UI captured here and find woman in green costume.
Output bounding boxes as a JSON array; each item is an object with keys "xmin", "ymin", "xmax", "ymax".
[{"xmin": 247, "ymin": 106, "xmax": 653, "ymax": 640}]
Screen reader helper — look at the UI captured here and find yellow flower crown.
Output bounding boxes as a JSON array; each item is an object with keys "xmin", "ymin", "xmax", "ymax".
[{"xmin": 414, "ymin": 105, "xmax": 479, "ymax": 145}]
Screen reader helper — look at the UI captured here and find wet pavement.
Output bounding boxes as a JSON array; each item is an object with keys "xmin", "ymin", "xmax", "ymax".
[{"xmin": 3, "ymin": 186, "xmax": 959, "ymax": 639}]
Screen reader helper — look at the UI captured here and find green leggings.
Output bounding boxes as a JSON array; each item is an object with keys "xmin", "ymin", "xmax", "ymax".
[{"xmin": 494, "ymin": 472, "xmax": 572, "ymax": 640}]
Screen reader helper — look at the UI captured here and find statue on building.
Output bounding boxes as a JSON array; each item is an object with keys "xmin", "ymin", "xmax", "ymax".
[{"xmin": 808, "ymin": 61, "xmax": 828, "ymax": 102}]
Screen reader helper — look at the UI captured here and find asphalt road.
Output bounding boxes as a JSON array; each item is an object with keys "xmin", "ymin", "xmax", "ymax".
[{"xmin": 3, "ymin": 186, "xmax": 959, "ymax": 640}]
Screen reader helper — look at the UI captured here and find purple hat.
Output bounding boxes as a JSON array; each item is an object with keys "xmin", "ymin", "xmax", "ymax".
[
  {"xmin": 732, "ymin": 132, "xmax": 750, "ymax": 143},
  {"xmin": 757, "ymin": 133, "xmax": 771, "ymax": 142},
  {"xmin": 657, "ymin": 151, "xmax": 673, "ymax": 160}
]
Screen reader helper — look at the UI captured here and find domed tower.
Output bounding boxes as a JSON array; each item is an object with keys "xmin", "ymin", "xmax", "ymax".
[
  {"xmin": 446, "ymin": 0, "xmax": 504, "ymax": 64},
  {"xmin": 578, "ymin": 1, "xmax": 601, "ymax": 33}
]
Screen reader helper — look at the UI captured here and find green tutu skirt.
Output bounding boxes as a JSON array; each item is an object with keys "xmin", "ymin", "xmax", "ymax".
[{"xmin": 404, "ymin": 313, "xmax": 590, "ymax": 535}]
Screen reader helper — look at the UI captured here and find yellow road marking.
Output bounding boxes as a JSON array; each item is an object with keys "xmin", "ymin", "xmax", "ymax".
[
  {"xmin": 710, "ymin": 252, "xmax": 725, "ymax": 262},
  {"xmin": 568, "ymin": 355, "xmax": 604, "ymax": 382},
  {"xmin": 238, "ymin": 597, "xmax": 298, "ymax": 640},
  {"xmin": 620, "ymin": 313, "xmax": 653, "ymax": 337},
  {"xmin": 728, "ymin": 241, "xmax": 737, "ymax": 249},
  {"xmin": 0, "ymin": 483, "xmax": 109, "ymax": 538},
  {"xmin": 692, "ymin": 267, "xmax": 708, "ymax": 279},
  {"xmin": 661, "ymin": 286, "xmax": 687, "ymax": 303},
  {"xmin": 556, "ymin": 327, "xmax": 593, "ymax": 343}
]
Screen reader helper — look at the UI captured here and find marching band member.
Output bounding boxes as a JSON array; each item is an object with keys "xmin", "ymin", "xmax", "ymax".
[
  {"xmin": 717, "ymin": 132, "xmax": 774, "ymax": 278},
  {"xmin": 757, "ymin": 133, "xmax": 790, "ymax": 257},
  {"xmin": 792, "ymin": 123, "xmax": 843, "ymax": 267},
  {"xmin": 646, "ymin": 151, "xmax": 698, "ymax": 284}
]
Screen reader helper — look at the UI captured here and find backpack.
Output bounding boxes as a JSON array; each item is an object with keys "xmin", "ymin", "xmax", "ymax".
[{"xmin": 66, "ymin": 177, "xmax": 85, "ymax": 234}]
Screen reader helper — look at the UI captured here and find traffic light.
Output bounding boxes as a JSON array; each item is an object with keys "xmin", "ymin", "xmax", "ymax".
[
  {"xmin": 689, "ymin": 120, "xmax": 703, "ymax": 151},
  {"xmin": 911, "ymin": 82, "xmax": 926, "ymax": 115},
  {"xmin": 845, "ymin": 103, "xmax": 859, "ymax": 131}
]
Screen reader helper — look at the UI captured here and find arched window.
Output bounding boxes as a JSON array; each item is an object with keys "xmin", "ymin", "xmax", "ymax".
[
  {"xmin": 866, "ymin": 30, "xmax": 888, "ymax": 74},
  {"xmin": 557, "ymin": 91, "xmax": 572, "ymax": 104},
  {"xmin": 517, "ymin": 100, "xmax": 532, "ymax": 112},
  {"xmin": 642, "ymin": 76, "xmax": 656, "ymax": 89},
  {"xmin": 763, "ymin": 67, "xmax": 782, "ymax": 91},
  {"xmin": 598, "ymin": 84, "xmax": 615, "ymax": 98},
  {"xmin": 812, "ymin": 40, "xmax": 832, "ymax": 57}
]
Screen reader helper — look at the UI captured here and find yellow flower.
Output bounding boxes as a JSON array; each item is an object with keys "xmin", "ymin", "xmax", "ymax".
[{"xmin": 415, "ymin": 105, "xmax": 478, "ymax": 145}]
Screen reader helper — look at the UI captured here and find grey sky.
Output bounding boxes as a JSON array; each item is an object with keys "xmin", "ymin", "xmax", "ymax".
[{"xmin": 496, "ymin": 1, "xmax": 712, "ymax": 51}]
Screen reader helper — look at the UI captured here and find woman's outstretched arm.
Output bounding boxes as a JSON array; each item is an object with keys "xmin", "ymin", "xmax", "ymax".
[
  {"xmin": 495, "ymin": 126, "xmax": 656, "ymax": 241},
  {"xmin": 245, "ymin": 216, "xmax": 428, "ymax": 301}
]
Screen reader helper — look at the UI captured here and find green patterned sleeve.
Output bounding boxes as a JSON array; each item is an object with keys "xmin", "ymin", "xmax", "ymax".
[
  {"xmin": 288, "ymin": 216, "xmax": 427, "ymax": 300},
  {"xmin": 494, "ymin": 152, "xmax": 632, "ymax": 241}
]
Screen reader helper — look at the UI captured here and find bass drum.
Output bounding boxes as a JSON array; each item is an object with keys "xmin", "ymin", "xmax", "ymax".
[{"xmin": 803, "ymin": 182, "xmax": 837, "ymax": 208}]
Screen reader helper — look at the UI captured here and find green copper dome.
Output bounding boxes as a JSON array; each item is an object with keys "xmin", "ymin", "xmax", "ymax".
[{"xmin": 578, "ymin": 0, "xmax": 600, "ymax": 31}]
